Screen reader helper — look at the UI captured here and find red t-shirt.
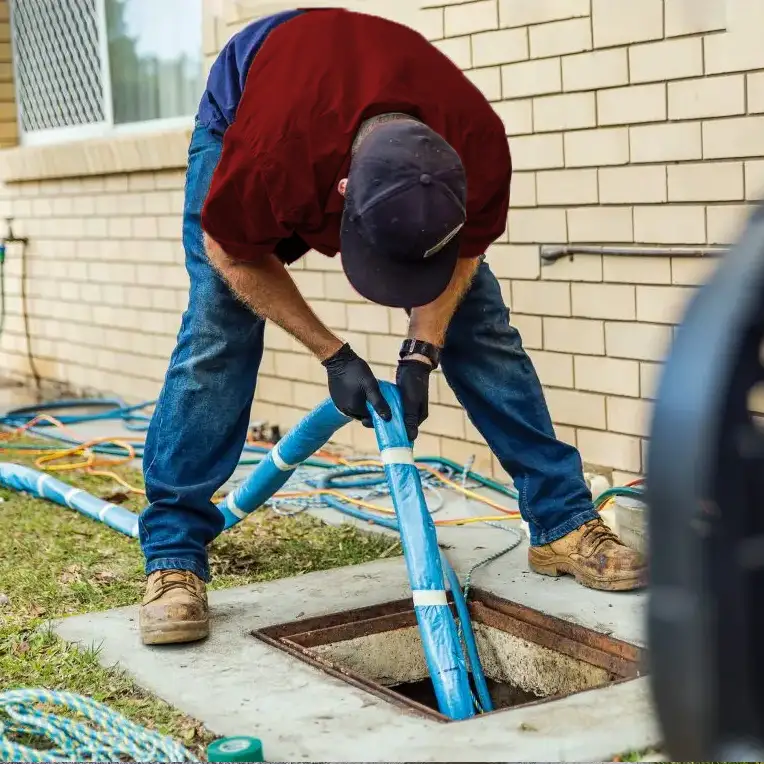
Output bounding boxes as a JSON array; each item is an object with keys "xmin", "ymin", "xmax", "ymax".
[{"xmin": 201, "ymin": 8, "xmax": 511, "ymax": 265}]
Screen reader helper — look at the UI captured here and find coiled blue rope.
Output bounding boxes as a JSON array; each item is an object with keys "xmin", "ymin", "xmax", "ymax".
[{"xmin": 0, "ymin": 689, "xmax": 199, "ymax": 763}]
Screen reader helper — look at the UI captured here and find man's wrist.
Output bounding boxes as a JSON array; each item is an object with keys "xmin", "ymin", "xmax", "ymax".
[
  {"xmin": 406, "ymin": 319, "xmax": 444, "ymax": 347},
  {"xmin": 316, "ymin": 335, "xmax": 345, "ymax": 362}
]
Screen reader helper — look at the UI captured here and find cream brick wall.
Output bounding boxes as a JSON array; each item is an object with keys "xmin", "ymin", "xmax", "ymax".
[
  {"xmin": 0, "ymin": 0, "xmax": 760, "ymax": 481},
  {"xmin": 0, "ymin": 171, "xmax": 188, "ymax": 402},
  {"xmin": 0, "ymin": 1, "xmax": 17, "ymax": 148}
]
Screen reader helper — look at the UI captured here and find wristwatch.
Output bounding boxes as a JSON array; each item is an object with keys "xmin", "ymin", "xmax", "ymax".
[{"xmin": 399, "ymin": 339, "xmax": 441, "ymax": 369}]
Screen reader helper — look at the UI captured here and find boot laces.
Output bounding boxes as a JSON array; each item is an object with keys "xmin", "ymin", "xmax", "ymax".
[
  {"xmin": 580, "ymin": 519, "xmax": 622, "ymax": 551},
  {"xmin": 152, "ymin": 570, "xmax": 199, "ymax": 598}
]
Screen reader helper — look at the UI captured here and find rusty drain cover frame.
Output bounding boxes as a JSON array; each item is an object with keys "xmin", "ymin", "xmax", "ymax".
[{"xmin": 252, "ymin": 588, "xmax": 645, "ymax": 723}]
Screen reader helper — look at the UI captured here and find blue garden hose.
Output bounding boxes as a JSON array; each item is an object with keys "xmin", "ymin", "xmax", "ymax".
[{"xmin": 3, "ymin": 398, "xmax": 154, "ymax": 431}]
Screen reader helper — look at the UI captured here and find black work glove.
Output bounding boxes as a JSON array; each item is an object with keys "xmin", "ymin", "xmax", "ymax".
[
  {"xmin": 323, "ymin": 343, "xmax": 392, "ymax": 427},
  {"xmin": 396, "ymin": 358, "xmax": 433, "ymax": 442}
]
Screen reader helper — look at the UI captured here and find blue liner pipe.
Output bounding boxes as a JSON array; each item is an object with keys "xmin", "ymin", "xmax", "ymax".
[
  {"xmin": 311, "ymin": 430, "xmax": 494, "ymax": 713},
  {"xmin": 217, "ymin": 384, "xmax": 478, "ymax": 718},
  {"xmin": 0, "ymin": 462, "xmax": 140, "ymax": 538},
  {"xmin": 366, "ymin": 381, "xmax": 475, "ymax": 720},
  {"xmin": 218, "ymin": 398, "xmax": 351, "ymax": 528}
]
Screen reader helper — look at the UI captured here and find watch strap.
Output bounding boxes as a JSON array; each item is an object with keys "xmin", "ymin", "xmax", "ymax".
[{"xmin": 399, "ymin": 338, "xmax": 441, "ymax": 369}]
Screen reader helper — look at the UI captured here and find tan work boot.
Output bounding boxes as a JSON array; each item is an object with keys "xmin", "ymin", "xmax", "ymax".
[
  {"xmin": 139, "ymin": 570, "xmax": 209, "ymax": 645},
  {"xmin": 528, "ymin": 518, "xmax": 646, "ymax": 591}
]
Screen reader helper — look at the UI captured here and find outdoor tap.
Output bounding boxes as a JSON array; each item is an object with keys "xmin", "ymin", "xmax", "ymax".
[{"xmin": 3, "ymin": 217, "xmax": 28, "ymax": 245}]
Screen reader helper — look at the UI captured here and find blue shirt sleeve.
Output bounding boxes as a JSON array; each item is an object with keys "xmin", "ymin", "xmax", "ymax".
[{"xmin": 197, "ymin": 9, "xmax": 305, "ymax": 136}]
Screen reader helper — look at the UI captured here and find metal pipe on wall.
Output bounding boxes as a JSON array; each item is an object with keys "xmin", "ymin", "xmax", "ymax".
[{"xmin": 541, "ymin": 244, "xmax": 729, "ymax": 264}]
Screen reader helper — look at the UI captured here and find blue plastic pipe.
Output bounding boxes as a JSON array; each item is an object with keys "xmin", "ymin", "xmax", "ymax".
[
  {"xmin": 218, "ymin": 386, "xmax": 477, "ymax": 717},
  {"xmin": 0, "ymin": 462, "xmax": 140, "ymax": 538},
  {"xmin": 441, "ymin": 552, "xmax": 493, "ymax": 712},
  {"xmin": 365, "ymin": 382, "xmax": 475, "ymax": 720},
  {"xmin": 218, "ymin": 398, "xmax": 351, "ymax": 528}
]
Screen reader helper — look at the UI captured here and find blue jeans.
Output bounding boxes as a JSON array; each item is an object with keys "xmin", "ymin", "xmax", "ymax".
[{"xmin": 140, "ymin": 123, "xmax": 597, "ymax": 581}]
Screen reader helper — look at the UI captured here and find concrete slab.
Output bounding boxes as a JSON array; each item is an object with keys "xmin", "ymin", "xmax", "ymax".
[{"xmin": 55, "ymin": 556, "xmax": 656, "ymax": 762}]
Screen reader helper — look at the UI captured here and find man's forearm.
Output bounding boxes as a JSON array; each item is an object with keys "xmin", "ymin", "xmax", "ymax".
[
  {"xmin": 205, "ymin": 234, "xmax": 343, "ymax": 361},
  {"xmin": 407, "ymin": 256, "xmax": 481, "ymax": 348}
]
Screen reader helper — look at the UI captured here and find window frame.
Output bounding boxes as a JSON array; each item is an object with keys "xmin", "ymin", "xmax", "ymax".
[{"xmin": 10, "ymin": 0, "xmax": 198, "ymax": 148}]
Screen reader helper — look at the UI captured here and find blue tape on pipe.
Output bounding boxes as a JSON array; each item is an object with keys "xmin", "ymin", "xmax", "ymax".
[{"xmin": 366, "ymin": 381, "xmax": 475, "ymax": 721}]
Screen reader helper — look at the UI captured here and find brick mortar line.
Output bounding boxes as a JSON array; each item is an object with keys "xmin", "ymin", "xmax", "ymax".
[
  {"xmin": 0, "ymin": 331, "xmax": 677, "ymax": 366},
  {"xmin": 0, "ymin": 302, "xmax": 699, "ymax": 327}
]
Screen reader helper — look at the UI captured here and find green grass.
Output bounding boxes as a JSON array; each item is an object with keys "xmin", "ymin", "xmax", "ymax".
[
  {"xmin": 613, "ymin": 748, "xmax": 663, "ymax": 762},
  {"xmin": 0, "ymin": 439, "xmax": 401, "ymax": 757}
]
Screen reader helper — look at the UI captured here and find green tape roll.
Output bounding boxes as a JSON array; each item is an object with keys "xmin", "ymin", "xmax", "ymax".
[{"xmin": 206, "ymin": 736, "xmax": 264, "ymax": 762}]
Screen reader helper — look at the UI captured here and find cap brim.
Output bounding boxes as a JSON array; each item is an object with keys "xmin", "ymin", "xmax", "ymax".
[{"xmin": 340, "ymin": 221, "xmax": 460, "ymax": 309}]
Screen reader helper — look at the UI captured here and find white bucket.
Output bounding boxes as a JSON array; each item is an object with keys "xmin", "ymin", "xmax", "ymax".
[
  {"xmin": 613, "ymin": 495, "xmax": 648, "ymax": 554},
  {"xmin": 518, "ymin": 475, "xmax": 616, "ymax": 542}
]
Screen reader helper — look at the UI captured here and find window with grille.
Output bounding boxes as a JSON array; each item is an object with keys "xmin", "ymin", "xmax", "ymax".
[{"xmin": 10, "ymin": 0, "xmax": 204, "ymax": 145}]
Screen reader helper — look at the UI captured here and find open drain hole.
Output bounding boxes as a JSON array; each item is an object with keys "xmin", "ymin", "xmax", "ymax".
[
  {"xmin": 392, "ymin": 676, "xmax": 538, "ymax": 712},
  {"xmin": 252, "ymin": 589, "xmax": 645, "ymax": 722}
]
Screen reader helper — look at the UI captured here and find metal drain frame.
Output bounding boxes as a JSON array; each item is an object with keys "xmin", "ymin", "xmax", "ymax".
[{"xmin": 252, "ymin": 588, "xmax": 645, "ymax": 723}]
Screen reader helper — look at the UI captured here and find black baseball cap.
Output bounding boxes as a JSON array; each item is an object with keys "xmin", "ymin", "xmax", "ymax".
[{"xmin": 340, "ymin": 119, "xmax": 467, "ymax": 309}]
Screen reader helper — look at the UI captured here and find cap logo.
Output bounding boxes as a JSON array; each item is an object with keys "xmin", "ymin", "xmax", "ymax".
[{"xmin": 423, "ymin": 221, "xmax": 464, "ymax": 258}]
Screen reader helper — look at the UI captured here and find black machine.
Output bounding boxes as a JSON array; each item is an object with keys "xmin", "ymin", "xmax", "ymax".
[{"xmin": 648, "ymin": 202, "xmax": 764, "ymax": 760}]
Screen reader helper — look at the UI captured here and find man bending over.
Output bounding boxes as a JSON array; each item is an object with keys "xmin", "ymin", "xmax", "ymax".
[{"xmin": 138, "ymin": 7, "xmax": 645, "ymax": 646}]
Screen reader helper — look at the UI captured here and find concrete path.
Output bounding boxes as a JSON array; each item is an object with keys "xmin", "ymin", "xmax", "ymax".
[{"xmin": 55, "ymin": 557, "xmax": 657, "ymax": 762}]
